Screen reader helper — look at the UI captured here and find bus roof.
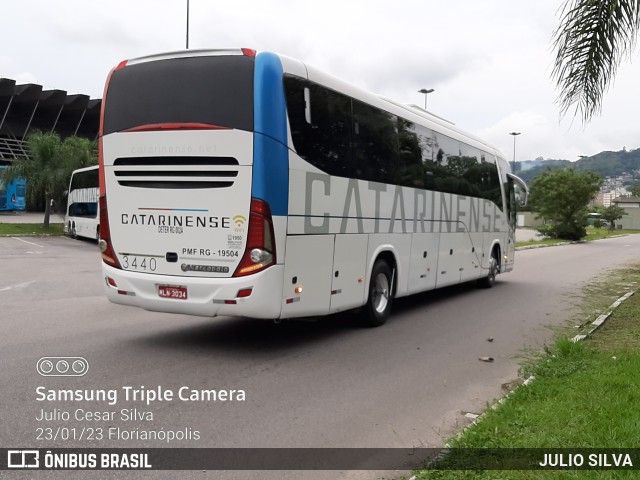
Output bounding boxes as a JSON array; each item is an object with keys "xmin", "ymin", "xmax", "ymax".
[
  {"xmin": 72, "ymin": 165, "xmax": 99, "ymax": 174},
  {"xmin": 107, "ymin": 48, "xmax": 506, "ymax": 161}
]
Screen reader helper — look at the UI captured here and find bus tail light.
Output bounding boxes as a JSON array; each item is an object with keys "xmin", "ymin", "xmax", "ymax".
[
  {"xmin": 233, "ymin": 198, "xmax": 276, "ymax": 277},
  {"xmin": 98, "ymin": 194, "xmax": 122, "ymax": 269}
]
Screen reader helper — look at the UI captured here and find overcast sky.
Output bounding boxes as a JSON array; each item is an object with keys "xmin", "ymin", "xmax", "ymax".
[{"xmin": 2, "ymin": 0, "xmax": 639, "ymax": 162}]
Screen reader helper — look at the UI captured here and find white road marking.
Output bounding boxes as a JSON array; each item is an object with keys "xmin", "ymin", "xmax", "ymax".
[
  {"xmin": 0, "ymin": 280, "xmax": 36, "ymax": 293},
  {"xmin": 11, "ymin": 237, "xmax": 44, "ymax": 248}
]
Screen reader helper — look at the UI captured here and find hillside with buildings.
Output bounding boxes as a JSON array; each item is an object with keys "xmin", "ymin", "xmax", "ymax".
[{"xmin": 517, "ymin": 147, "xmax": 640, "ymax": 206}]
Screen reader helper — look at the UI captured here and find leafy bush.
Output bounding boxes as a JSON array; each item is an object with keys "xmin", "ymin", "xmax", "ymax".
[{"xmin": 527, "ymin": 169, "xmax": 602, "ymax": 241}]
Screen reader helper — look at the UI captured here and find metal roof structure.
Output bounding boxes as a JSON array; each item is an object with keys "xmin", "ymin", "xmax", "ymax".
[
  {"xmin": 613, "ymin": 196, "xmax": 640, "ymax": 204},
  {"xmin": 0, "ymin": 77, "xmax": 101, "ymax": 164}
]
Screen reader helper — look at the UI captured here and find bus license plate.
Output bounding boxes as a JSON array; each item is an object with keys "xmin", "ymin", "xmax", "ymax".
[{"xmin": 158, "ymin": 285, "xmax": 188, "ymax": 300}]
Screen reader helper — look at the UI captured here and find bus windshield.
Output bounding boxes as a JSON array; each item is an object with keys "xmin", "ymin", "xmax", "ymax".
[{"xmin": 103, "ymin": 55, "xmax": 255, "ymax": 135}]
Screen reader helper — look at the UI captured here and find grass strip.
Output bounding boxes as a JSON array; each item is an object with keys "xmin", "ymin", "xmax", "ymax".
[
  {"xmin": 516, "ymin": 228, "xmax": 639, "ymax": 248},
  {"xmin": 414, "ymin": 264, "xmax": 640, "ymax": 479},
  {"xmin": 0, "ymin": 223, "xmax": 65, "ymax": 236},
  {"xmin": 516, "ymin": 238, "xmax": 571, "ymax": 248}
]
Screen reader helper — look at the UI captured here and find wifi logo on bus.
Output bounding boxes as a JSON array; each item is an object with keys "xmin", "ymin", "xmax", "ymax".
[{"xmin": 233, "ymin": 215, "xmax": 247, "ymax": 231}]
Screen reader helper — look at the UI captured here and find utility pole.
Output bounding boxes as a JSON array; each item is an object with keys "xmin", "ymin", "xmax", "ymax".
[{"xmin": 509, "ymin": 132, "xmax": 521, "ymax": 172}]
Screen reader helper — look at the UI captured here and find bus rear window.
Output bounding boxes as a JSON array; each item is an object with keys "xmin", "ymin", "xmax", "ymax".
[{"xmin": 103, "ymin": 55, "xmax": 254, "ymax": 135}]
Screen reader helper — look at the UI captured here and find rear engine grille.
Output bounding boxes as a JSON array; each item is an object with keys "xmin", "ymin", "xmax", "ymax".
[{"xmin": 113, "ymin": 156, "xmax": 239, "ymax": 189}]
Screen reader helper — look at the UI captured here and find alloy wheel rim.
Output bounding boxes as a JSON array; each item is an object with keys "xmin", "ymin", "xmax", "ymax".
[{"xmin": 373, "ymin": 273, "xmax": 389, "ymax": 313}]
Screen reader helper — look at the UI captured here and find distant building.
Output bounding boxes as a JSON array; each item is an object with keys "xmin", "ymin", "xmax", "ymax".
[
  {"xmin": 0, "ymin": 77, "xmax": 101, "ymax": 165},
  {"xmin": 591, "ymin": 191, "xmax": 606, "ymax": 207},
  {"xmin": 612, "ymin": 196, "xmax": 640, "ymax": 230},
  {"xmin": 592, "ymin": 188, "xmax": 630, "ymax": 207},
  {"xmin": 517, "ymin": 211, "xmax": 545, "ymax": 228}
]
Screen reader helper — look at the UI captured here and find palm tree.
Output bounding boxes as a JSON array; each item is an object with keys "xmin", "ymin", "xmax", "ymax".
[
  {"xmin": 0, "ymin": 132, "xmax": 97, "ymax": 227},
  {"xmin": 552, "ymin": 0, "xmax": 640, "ymax": 123}
]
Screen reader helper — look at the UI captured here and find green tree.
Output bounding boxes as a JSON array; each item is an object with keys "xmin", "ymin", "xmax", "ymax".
[
  {"xmin": 553, "ymin": 0, "xmax": 640, "ymax": 123},
  {"xmin": 601, "ymin": 204, "xmax": 627, "ymax": 230},
  {"xmin": 629, "ymin": 182, "xmax": 640, "ymax": 197},
  {"xmin": 528, "ymin": 168, "xmax": 603, "ymax": 240},
  {"xmin": 0, "ymin": 132, "xmax": 97, "ymax": 227}
]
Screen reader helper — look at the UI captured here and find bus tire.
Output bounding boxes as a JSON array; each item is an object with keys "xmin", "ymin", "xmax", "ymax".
[
  {"xmin": 363, "ymin": 260, "xmax": 393, "ymax": 327},
  {"xmin": 70, "ymin": 222, "xmax": 77, "ymax": 239},
  {"xmin": 96, "ymin": 226, "xmax": 100, "ymax": 241},
  {"xmin": 478, "ymin": 251, "xmax": 499, "ymax": 288}
]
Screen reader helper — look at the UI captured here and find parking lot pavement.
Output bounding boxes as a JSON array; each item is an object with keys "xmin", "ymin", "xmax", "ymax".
[{"xmin": 0, "ymin": 211, "xmax": 64, "ymax": 224}]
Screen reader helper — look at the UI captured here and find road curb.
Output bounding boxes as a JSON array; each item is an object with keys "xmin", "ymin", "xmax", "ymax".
[
  {"xmin": 516, "ymin": 234, "xmax": 630, "ymax": 251},
  {"xmin": 570, "ymin": 291, "xmax": 635, "ymax": 342},
  {"xmin": 0, "ymin": 234, "xmax": 64, "ymax": 237}
]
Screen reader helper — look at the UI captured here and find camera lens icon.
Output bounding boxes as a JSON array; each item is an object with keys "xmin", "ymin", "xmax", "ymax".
[
  {"xmin": 56, "ymin": 360, "xmax": 69, "ymax": 373},
  {"xmin": 37, "ymin": 357, "xmax": 89, "ymax": 377},
  {"xmin": 39, "ymin": 360, "xmax": 54, "ymax": 374}
]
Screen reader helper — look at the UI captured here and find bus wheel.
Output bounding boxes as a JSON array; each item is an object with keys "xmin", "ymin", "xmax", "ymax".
[
  {"xmin": 479, "ymin": 251, "xmax": 499, "ymax": 288},
  {"xmin": 70, "ymin": 222, "xmax": 77, "ymax": 239},
  {"xmin": 363, "ymin": 260, "xmax": 393, "ymax": 327},
  {"xmin": 96, "ymin": 226, "xmax": 100, "ymax": 241}
]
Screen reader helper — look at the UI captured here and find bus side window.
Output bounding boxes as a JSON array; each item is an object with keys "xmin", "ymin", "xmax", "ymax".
[
  {"xmin": 284, "ymin": 76, "xmax": 352, "ymax": 178},
  {"xmin": 352, "ymin": 100, "xmax": 398, "ymax": 184},
  {"xmin": 397, "ymin": 119, "xmax": 424, "ymax": 188}
]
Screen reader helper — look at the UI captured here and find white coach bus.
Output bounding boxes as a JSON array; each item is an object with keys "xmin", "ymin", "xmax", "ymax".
[
  {"xmin": 65, "ymin": 165, "xmax": 100, "ymax": 241},
  {"xmin": 99, "ymin": 48, "xmax": 527, "ymax": 326}
]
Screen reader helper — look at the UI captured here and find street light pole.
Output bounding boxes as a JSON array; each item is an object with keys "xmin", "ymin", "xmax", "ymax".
[
  {"xmin": 186, "ymin": 0, "xmax": 190, "ymax": 49},
  {"xmin": 509, "ymin": 132, "xmax": 521, "ymax": 171},
  {"xmin": 418, "ymin": 88, "xmax": 435, "ymax": 110}
]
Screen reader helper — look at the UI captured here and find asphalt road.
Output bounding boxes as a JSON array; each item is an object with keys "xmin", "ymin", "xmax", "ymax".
[{"xmin": 1, "ymin": 234, "xmax": 639, "ymax": 480}]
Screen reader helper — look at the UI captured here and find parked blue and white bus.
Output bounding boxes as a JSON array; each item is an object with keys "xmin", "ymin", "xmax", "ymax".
[
  {"xmin": 0, "ymin": 166, "xmax": 26, "ymax": 212},
  {"xmin": 99, "ymin": 48, "xmax": 528, "ymax": 326},
  {"xmin": 65, "ymin": 165, "xmax": 100, "ymax": 240}
]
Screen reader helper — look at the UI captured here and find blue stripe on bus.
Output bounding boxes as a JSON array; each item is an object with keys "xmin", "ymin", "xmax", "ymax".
[{"xmin": 253, "ymin": 52, "xmax": 288, "ymax": 217}]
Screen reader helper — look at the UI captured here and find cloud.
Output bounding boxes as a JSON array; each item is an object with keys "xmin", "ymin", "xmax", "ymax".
[
  {"xmin": 1, "ymin": 0, "xmax": 638, "ymax": 160},
  {"xmin": 0, "ymin": 55, "xmax": 38, "ymax": 85}
]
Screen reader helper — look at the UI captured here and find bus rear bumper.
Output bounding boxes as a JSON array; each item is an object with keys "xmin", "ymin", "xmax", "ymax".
[{"xmin": 102, "ymin": 264, "xmax": 284, "ymax": 319}]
